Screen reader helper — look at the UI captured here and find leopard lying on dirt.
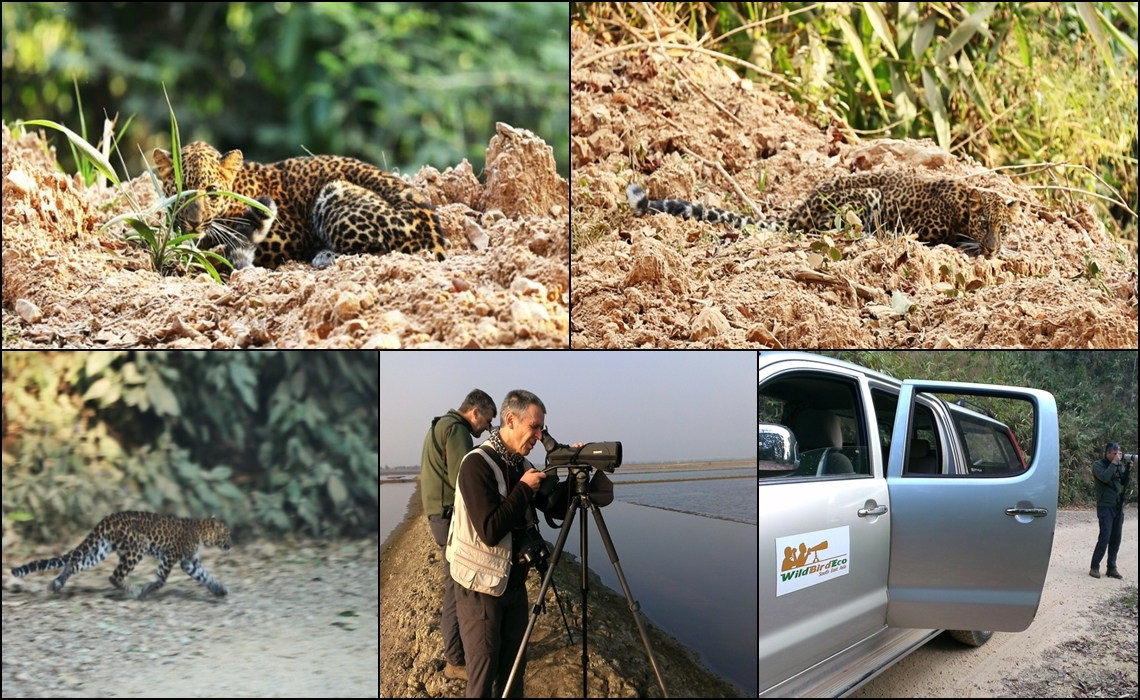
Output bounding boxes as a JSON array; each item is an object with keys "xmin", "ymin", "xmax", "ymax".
[
  {"xmin": 153, "ymin": 141, "xmax": 447, "ymax": 269},
  {"xmin": 627, "ymin": 171, "xmax": 1020, "ymax": 258},
  {"xmin": 11, "ymin": 511, "xmax": 231, "ymax": 600}
]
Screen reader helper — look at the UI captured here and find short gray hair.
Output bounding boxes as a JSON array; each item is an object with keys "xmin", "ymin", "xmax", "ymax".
[
  {"xmin": 501, "ymin": 390, "xmax": 546, "ymax": 421},
  {"xmin": 458, "ymin": 389, "xmax": 496, "ymax": 417}
]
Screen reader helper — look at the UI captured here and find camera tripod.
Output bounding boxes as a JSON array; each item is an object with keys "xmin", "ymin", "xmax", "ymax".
[{"xmin": 503, "ymin": 466, "xmax": 669, "ymax": 698}]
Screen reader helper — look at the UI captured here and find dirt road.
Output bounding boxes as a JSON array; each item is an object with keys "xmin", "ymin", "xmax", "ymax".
[
  {"xmin": 851, "ymin": 506, "xmax": 1137, "ymax": 698},
  {"xmin": 4, "ymin": 537, "xmax": 378, "ymax": 696}
]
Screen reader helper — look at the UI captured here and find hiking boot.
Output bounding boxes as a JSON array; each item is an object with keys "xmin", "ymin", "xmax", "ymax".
[
  {"xmin": 444, "ymin": 663, "xmax": 467, "ymax": 681},
  {"xmin": 1106, "ymin": 567, "xmax": 1123, "ymax": 579},
  {"xmin": 1089, "ymin": 568, "xmax": 1101, "ymax": 578}
]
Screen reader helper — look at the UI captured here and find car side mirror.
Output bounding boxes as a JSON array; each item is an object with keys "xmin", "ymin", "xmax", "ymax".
[{"xmin": 759, "ymin": 423, "xmax": 798, "ymax": 476}]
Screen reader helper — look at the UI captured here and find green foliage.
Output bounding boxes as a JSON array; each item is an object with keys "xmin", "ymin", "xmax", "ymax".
[
  {"xmin": 3, "ymin": 351, "xmax": 379, "ymax": 540},
  {"xmin": 938, "ymin": 262, "xmax": 986, "ymax": 297},
  {"xmin": 821, "ymin": 351, "xmax": 1139, "ymax": 507},
  {"xmin": 131, "ymin": 92, "xmax": 275, "ymax": 278},
  {"xmin": 2, "ymin": 2, "xmax": 569, "ymax": 177},
  {"xmin": 14, "ymin": 108, "xmax": 232, "ymax": 280},
  {"xmin": 1073, "ymin": 254, "xmax": 1113, "ymax": 297},
  {"xmin": 2, "ymin": 352, "xmax": 146, "ymax": 541},
  {"xmin": 808, "ymin": 237, "xmax": 844, "ymax": 267}
]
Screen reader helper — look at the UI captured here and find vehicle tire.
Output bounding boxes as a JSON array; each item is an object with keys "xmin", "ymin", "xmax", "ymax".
[{"xmin": 948, "ymin": 629, "xmax": 993, "ymax": 647}]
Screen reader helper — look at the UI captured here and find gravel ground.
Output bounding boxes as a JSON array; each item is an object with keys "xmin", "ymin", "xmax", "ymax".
[{"xmin": 3, "ymin": 536, "xmax": 378, "ymax": 697}]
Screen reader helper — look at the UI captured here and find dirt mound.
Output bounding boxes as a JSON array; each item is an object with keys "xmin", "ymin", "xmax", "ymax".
[
  {"xmin": 2, "ymin": 122, "xmax": 569, "ymax": 348},
  {"xmin": 569, "ymin": 31, "xmax": 1138, "ymax": 348}
]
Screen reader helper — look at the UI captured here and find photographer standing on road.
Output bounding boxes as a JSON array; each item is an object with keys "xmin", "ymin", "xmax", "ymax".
[
  {"xmin": 1089, "ymin": 442, "xmax": 1132, "ymax": 580},
  {"xmin": 447, "ymin": 390, "xmax": 548, "ymax": 698},
  {"xmin": 420, "ymin": 389, "xmax": 497, "ymax": 682}
]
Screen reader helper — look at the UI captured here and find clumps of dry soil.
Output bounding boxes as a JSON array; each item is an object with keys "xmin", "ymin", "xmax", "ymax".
[
  {"xmin": 999, "ymin": 587, "xmax": 1138, "ymax": 698},
  {"xmin": 380, "ymin": 484, "xmax": 744, "ymax": 698},
  {"xmin": 569, "ymin": 30, "xmax": 1138, "ymax": 348},
  {"xmin": 2, "ymin": 122, "xmax": 568, "ymax": 348}
]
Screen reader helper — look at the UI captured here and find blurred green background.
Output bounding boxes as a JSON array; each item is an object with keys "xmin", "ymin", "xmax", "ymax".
[{"xmin": 2, "ymin": 2, "xmax": 569, "ymax": 178}]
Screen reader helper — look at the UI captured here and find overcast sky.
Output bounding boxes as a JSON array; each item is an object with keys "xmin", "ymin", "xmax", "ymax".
[{"xmin": 379, "ymin": 351, "xmax": 756, "ymax": 468}]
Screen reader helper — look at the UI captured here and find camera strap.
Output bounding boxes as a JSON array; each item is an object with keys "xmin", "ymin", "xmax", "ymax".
[{"xmin": 541, "ymin": 479, "xmax": 570, "ymax": 528}]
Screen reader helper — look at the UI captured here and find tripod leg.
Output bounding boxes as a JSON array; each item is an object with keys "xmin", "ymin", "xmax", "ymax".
[
  {"xmin": 502, "ymin": 500, "xmax": 579, "ymax": 698},
  {"xmin": 590, "ymin": 506, "xmax": 670, "ymax": 698},
  {"xmin": 581, "ymin": 498, "xmax": 589, "ymax": 698},
  {"xmin": 548, "ymin": 572, "xmax": 574, "ymax": 645}
]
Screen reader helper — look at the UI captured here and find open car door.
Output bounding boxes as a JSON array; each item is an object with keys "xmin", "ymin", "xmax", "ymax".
[{"xmin": 886, "ymin": 381, "xmax": 1058, "ymax": 632}]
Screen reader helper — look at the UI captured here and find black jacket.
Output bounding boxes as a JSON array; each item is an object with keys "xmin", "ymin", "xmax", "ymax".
[{"xmin": 1093, "ymin": 457, "xmax": 1130, "ymax": 508}]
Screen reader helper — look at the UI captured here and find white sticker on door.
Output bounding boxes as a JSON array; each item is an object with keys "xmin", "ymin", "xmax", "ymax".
[{"xmin": 775, "ymin": 526, "xmax": 850, "ymax": 597}]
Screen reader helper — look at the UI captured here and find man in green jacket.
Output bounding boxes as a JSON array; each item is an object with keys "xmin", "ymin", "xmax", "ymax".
[
  {"xmin": 421, "ymin": 389, "xmax": 496, "ymax": 682},
  {"xmin": 1089, "ymin": 442, "xmax": 1132, "ymax": 580}
]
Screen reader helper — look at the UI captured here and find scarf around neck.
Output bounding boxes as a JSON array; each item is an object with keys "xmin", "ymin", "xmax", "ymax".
[{"xmin": 486, "ymin": 427, "xmax": 524, "ymax": 472}]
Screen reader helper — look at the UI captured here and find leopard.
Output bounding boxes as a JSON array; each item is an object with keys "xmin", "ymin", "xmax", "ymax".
[
  {"xmin": 153, "ymin": 141, "xmax": 447, "ymax": 269},
  {"xmin": 626, "ymin": 171, "xmax": 1020, "ymax": 258},
  {"xmin": 11, "ymin": 511, "xmax": 231, "ymax": 600}
]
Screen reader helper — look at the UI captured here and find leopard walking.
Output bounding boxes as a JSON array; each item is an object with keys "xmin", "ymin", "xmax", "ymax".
[{"xmin": 11, "ymin": 511, "xmax": 231, "ymax": 600}]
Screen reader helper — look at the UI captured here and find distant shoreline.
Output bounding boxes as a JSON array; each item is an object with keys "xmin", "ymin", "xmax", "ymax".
[{"xmin": 381, "ymin": 458, "xmax": 754, "ymax": 481}]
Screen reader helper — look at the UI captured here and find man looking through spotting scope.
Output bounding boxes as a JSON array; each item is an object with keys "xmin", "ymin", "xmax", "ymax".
[{"xmin": 447, "ymin": 390, "xmax": 570, "ymax": 698}]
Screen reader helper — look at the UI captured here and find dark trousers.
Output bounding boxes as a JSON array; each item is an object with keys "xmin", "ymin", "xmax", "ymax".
[
  {"xmin": 1090, "ymin": 505, "xmax": 1124, "ymax": 570},
  {"xmin": 429, "ymin": 515, "xmax": 465, "ymax": 667},
  {"xmin": 456, "ymin": 583, "xmax": 529, "ymax": 698}
]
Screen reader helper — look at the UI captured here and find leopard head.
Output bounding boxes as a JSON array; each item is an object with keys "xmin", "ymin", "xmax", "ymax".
[
  {"xmin": 967, "ymin": 189, "xmax": 1020, "ymax": 258},
  {"xmin": 152, "ymin": 141, "xmax": 244, "ymax": 234},
  {"xmin": 200, "ymin": 516, "xmax": 232, "ymax": 553}
]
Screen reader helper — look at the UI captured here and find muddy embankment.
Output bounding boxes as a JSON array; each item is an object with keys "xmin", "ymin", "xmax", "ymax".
[{"xmin": 380, "ymin": 483, "xmax": 745, "ymax": 698}]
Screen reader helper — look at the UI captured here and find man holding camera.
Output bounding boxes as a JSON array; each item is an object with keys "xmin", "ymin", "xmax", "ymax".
[
  {"xmin": 1089, "ymin": 442, "xmax": 1132, "ymax": 580},
  {"xmin": 421, "ymin": 389, "xmax": 497, "ymax": 681},
  {"xmin": 446, "ymin": 389, "xmax": 549, "ymax": 698}
]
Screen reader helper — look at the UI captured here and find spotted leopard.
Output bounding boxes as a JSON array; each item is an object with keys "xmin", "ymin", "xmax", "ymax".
[
  {"xmin": 627, "ymin": 171, "xmax": 1019, "ymax": 258},
  {"xmin": 153, "ymin": 141, "xmax": 447, "ymax": 269},
  {"xmin": 11, "ymin": 511, "xmax": 231, "ymax": 600}
]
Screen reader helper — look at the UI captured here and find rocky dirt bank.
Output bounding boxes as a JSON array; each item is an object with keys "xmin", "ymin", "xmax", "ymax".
[{"xmin": 380, "ymin": 484, "xmax": 744, "ymax": 698}]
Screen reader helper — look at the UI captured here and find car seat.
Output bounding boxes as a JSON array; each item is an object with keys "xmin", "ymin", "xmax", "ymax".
[{"xmin": 794, "ymin": 409, "xmax": 855, "ymax": 475}]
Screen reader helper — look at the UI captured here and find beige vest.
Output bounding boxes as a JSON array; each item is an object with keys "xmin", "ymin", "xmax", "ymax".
[{"xmin": 446, "ymin": 447, "xmax": 514, "ymax": 596}]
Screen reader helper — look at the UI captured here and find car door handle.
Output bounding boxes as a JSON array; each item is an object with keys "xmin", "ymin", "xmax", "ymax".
[
  {"xmin": 858, "ymin": 505, "xmax": 887, "ymax": 517},
  {"xmin": 1004, "ymin": 507, "xmax": 1049, "ymax": 517}
]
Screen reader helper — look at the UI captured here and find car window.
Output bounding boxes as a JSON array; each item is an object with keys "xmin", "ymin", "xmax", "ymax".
[
  {"xmin": 759, "ymin": 372, "xmax": 870, "ymax": 480},
  {"xmin": 871, "ymin": 388, "xmax": 944, "ymax": 475},
  {"xmin": 948, "ymin": 408, "xmax": 1027, "ymax": 474},
  {"xmin": 895, "ymin": 392, "xmax": 1033, "ymax": 477}
]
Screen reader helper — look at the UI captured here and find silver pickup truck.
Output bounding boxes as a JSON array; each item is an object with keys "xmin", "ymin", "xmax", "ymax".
[{"xmin": 758, "ymin": 352, "xmax": 1058, "ymax": 697}]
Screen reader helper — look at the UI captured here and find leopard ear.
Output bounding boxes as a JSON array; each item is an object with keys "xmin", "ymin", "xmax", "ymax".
[
  {"xmin": 218, "ymin": 149, "xmax": 244, "ymax": 182},
  {"xmin": 1005, "ymin": 198, "xmax": 1020, "ymax": 215},
  {"xmin": 153, "ymin": 148, "xmax": 173, "ymax": 181}
]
